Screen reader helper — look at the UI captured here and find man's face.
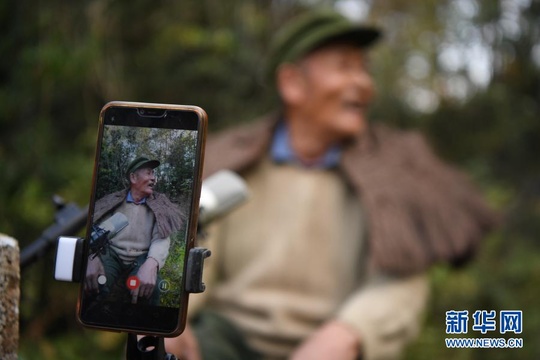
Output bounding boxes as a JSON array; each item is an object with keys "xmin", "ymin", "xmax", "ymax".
[
  {"xmin": 130, "ymin": 167, "xmax": 156, "ymax": 198},
  {"xmin": 291, "ymin": 43, "xmax": 374, "ymax": 141}
]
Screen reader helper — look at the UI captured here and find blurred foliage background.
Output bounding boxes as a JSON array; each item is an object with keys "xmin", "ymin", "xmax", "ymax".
[{"xmin": 1, "ymin": 0, "xmax": 539, "ymax": 359}]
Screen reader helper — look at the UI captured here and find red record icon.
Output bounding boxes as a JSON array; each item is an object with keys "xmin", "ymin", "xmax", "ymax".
[{"xmin": 126, "ymin": 275, "xmax": 140, "ymax": 290}]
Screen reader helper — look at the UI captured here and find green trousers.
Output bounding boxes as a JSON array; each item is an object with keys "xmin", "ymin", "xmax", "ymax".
[
  {"xmin": 191, "ymin": 311, "xmax": 261, "ymax": 360},
  {"xmin": 98, "ymin": 247, "xmax": 161, "ymax": 305}
]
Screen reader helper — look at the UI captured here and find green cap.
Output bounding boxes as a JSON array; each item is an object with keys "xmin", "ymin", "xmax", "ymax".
[
  {"xmin": 266, "ymin": 10, "xmax": 381, "ymax": 80},
  {"xmin": 125, "ymin": 156, "xmax": 160, "ymax": 178}
]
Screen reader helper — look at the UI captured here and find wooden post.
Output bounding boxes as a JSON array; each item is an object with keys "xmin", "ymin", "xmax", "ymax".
[{"xmin": 0, "ymin": 233, "xmax": 19, "ymax": 360}]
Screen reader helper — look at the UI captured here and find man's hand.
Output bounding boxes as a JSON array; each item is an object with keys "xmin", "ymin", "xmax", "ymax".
[
  {"xmin": 133, "ymin": 257, "xmax": 159, "ymax": 299},
  {"xmin": 291, "ymin": 320, "xmax": 361, "ymax": 360},
  {"xmin": 165, "ymin": 324, "xmax": 202, "ymax": 360},
  {"xmin": 85, "ymin": 256, "xmax": 105, "ymax": 293}
]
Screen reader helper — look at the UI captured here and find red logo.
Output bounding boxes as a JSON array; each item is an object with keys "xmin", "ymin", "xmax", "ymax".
[{"xmin": 126, "ymin": 276, "xmax": 140, "ymax": 290}]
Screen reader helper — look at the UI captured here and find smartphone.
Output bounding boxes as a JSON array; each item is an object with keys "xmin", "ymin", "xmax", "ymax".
[{"xmin": 77, "ymin": 101, "xmax": 207, "ymax": 336}]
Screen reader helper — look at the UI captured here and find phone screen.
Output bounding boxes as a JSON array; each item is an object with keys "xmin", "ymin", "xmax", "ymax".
[{"xmin": 78, "ymin": 102, "xmax": 206, "ymax": 336}]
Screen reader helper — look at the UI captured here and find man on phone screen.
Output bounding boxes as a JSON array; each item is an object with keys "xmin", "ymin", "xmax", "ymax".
[{"xmin": 85, "ymin": 156, "xmax": 183, "ymax": 305}]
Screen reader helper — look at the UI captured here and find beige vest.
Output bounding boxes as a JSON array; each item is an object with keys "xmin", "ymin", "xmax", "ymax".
[{"xmin": 203, "ymin": 158, "xmax": 366, "ymax": 357}]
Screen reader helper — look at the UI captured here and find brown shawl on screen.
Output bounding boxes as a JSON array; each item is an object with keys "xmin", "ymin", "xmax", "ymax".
[
  {"xmin": 93, "ymin": 190, "xmax": 184, "ymax": 239},
  {"xmin": 203, "ymin": 114, "xmax": 500, "ymax": 275}
]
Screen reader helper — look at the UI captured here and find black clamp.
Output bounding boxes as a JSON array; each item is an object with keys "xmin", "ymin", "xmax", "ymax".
[{"xmin": 185, "ymin": 247, "xmax": 212, "ymax": 293}]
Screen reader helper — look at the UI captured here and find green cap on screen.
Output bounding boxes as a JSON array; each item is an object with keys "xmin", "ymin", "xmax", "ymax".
[{"xmin": 125, "ymin": 157, "xmax": 160, "ymax": 179}]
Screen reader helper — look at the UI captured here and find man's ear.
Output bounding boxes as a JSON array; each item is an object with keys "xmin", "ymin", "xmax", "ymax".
[
  {"xmin": 276, "ymin": 63, "xmax": 306, "ymax": 106},
  {"xmin": 129, "ymin": 172, "xmax": 136, "ymax": 184}
]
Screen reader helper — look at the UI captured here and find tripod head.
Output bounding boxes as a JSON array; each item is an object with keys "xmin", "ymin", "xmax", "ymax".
[{"xmin": 127, "ymin": 334, "xmax": 176, "ymax": 360}]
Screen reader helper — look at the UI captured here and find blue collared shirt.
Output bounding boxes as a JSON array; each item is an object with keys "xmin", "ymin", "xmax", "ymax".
[
  {"xmin": 270, "ymin": 122, "xmax": 341, "ymax": 169},
  {"xmin": 126, "ymin": 191, "xmax": 147, "ymax": 205}
]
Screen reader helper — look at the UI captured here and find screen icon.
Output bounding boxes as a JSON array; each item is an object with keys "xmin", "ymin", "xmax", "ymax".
[
  {"xmin": 159, "ymin": 280, "xmax": 171, "ymax": 293},
  {"xmin": 126, "ymin": 276, "xmax": 140, "ymax": 290}
]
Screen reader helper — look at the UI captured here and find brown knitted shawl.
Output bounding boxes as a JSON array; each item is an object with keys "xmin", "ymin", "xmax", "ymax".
[
  {"xmin": 203, "ymin": 114, "xmax": 500, "ymax": 275},
  {"xmin": 92, "ymin": 190, "xmax": 184, "ymax": 239}
]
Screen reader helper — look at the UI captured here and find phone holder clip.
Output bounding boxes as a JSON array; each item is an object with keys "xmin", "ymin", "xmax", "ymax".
[
  {"xmin": 54, "ymin": 236, "xmax": 211, "ymax": 360},
  {"xmin": 54, "ymin": 237, "xmax": 210, "ymax": 293}
]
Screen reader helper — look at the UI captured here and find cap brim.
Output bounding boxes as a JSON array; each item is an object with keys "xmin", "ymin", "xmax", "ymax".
[
  {"xmin": 137, "ymin": 160, "xmax": 160, "ymax": 170},
  {"xmin": 318, "ymin": 26, "xmax": 381, "ymax": 49},
  {"xmin": 291, "ymin": 23, "xmax": 381, "ymax": 62}
]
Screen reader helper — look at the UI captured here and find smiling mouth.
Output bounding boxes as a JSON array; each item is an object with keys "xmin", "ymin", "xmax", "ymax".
[{"xmin": 343, "ymin": 100, "xmax": 366, "ymax": 112}]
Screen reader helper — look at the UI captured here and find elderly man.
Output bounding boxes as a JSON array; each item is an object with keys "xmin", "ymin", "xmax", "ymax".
[
  {"xmin": 167, "ymin": 10, "xmax": 498, "ymax": 360},
  {"xmin": 85, "ymin": 156, "xmax": 182, "ymax": 305}
]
